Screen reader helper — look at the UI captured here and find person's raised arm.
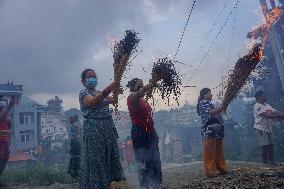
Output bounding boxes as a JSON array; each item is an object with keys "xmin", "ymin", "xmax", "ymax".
[
  {"xmin": 259, "ymin": 112, "xmax": 283, "ymax": 119},
  {"xmin": 128, "ymin": 79, "xmax": 158, "ymax": 104},
  {"xmin": 268, "ymin": 111, "xmax": 284, "ymax": 119},
  {"xmin": 83, "ymin": 81, "xmax": 119, "ymax": 107},
  {"xmin": 0, "ymin": 96, "xmax": 16, "ymax": 121}
]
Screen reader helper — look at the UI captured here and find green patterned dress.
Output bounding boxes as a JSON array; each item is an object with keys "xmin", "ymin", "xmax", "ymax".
[{"xmin": 79, "ymin": 88, "xmax": 125, "ymax": 189}]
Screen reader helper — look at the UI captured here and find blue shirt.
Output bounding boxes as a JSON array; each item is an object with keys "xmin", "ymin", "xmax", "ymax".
[{"xmin": 198, "ymin": 99, "xmax": 224, "ymax": 140}]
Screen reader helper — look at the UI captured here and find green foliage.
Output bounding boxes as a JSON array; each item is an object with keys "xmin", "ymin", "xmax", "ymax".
[
  {"xmin": 233, "ymin": 122, "xmax": 284, "ymax": 163},
  {"xmin": 272, "ymin": 123, "xmax": 284, "ymax": 162},
  {"xmin": 0, "ymin": 164, "xmax": 71, "ymax": 186},
  {"xmin": 224, "ymin": 122, "xmax": 242, "ymax": 161},
  {"xmin": 236, "ymin": 124, "xmax": 259, "ymax": 162}
]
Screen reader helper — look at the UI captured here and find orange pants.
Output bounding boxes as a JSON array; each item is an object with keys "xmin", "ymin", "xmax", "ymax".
[{"xmin": 203, "ymin": 138, "xmax": 227, "ymax": 176}]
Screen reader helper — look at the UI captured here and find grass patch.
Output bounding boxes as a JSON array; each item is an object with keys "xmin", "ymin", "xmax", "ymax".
[{"xmin": 0, "ymin": 164, "xmax": 72, "ymax": 186}]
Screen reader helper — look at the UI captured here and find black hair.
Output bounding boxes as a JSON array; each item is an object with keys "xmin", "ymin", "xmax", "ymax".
[
  {"xmin": 197, "ymin": 88, "xmax": 211, "ymax": 116},
  {"xmin": 81, "ymin": 69, "xmax": 95, "ymax": 81},
  {"xmin": 126, "ymin": 78, "xmax": 140, "ymax": 92},
  {"xmin": 255, "ymin": 90, "xmax": 265, "ymax": 100}
]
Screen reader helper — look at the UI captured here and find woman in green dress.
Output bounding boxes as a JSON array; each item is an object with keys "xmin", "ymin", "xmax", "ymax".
[{"xmin": 79, "ymin": 69, "xmax": 125, "ymax": 189}]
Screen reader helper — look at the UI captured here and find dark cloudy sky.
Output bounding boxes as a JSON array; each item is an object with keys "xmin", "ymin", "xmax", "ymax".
[{"xmin": 0, "ymin": 0, "xmax": 267, "ymax": 110}]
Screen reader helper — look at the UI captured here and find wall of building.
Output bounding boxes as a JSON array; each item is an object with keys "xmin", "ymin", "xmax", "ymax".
[
  {"xmin": 41, "ymin": 115, "xmax": 68, "ymax": 150},
  {"xmin": 11, "ymin": 103, "xmax": 41, "ymax": 154},
  {"xmin": 0, "ymin": 83, "xmax": 42, "ymax": 155}
]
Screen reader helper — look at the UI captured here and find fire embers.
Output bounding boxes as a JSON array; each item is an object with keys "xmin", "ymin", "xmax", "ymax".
[
  {"xmin": 247, "ymin": 7, "xmax": 282, "ymax": 43},
  {"xmin": 147, "ymin": 57, "xmax": 182, "ymax": 106},
  {"xmin": 222, "ymin": 43, "xmax": 263, "ymax": 111},
  {"xmin": 113, "ymin": 30, "xmax": 140, "ymax": 112}
]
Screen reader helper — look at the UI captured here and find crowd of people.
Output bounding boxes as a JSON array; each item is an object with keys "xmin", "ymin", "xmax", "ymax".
[
  {"xmin": 0, "ymin": 68, "xmax": 284, "ymax": 189},
  {"xmin": 73, "ymin": 67, "xmax": 284, "ymax": 189},
  {"xmin": 75, "ymin": 69, "xmax": 163, "ymax": 189}
]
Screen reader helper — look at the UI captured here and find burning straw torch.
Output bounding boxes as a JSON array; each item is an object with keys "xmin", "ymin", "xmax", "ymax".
[{"xmin": 113, "ymin": 30, "xmax": 140, "ymax": 112}]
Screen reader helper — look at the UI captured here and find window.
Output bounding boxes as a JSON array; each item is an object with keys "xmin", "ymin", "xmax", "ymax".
[
  {"xmin": 55, "ymin": 134, "xmax": 60, "ymax": 141},
  {"xmin": 20, "ymin": 130, "xmax": 34, "ymax": 142},
  {"xmin": 19, "ymin": 112, "xmax": 34, "ymax": 124},
  {"xmin": 45, "ymin": 136, "xmax": 52, "ymax": 142},
  {"xmin": 45, "ymin": 129, "xmax": 50, "ymax": 134},
  {"xmin": 62, "ymin": 134, "xmax": 67, "ymax": 140}
]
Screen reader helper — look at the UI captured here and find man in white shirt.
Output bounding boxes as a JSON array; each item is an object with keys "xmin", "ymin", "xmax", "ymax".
[{"xmin": 253, "ymin": 90, "xmax": 284, "ymax": 165}]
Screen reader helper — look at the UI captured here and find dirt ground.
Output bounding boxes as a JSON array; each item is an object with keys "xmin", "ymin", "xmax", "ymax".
[{"xmin": 2, "ymin": 161, "xmax": 284, "ymax": 189}]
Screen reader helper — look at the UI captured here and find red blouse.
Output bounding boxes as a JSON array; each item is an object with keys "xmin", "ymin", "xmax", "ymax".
[{"xmin": 127, "ymin": 97, "xmax": 155, "ymax": 133}]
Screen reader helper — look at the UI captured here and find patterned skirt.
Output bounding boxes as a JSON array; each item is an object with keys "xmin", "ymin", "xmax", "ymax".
[{"xmin": 79, "ymin": 117, "xmax": 125, "ymax": 189}]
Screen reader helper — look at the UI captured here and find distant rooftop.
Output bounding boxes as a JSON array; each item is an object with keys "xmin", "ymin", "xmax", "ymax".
[
  {"xmin": 48, "ymin": 96, "xmax": 63, "ymax": 103},
  {"xmin": 8, "ymin": 151, "xmax": 36, "ymax": 162},
  {"xmin": 0, "ymin": 82, "xmax": 23, "ymax": 94}
]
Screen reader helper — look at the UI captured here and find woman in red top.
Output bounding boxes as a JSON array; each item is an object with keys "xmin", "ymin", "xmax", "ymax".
[
  {"xmin": 126, "ymin": 78, "xmax": 162, "ymax": 189},
  {"xmin": 0, "ymin": 95, "xmax": 16, "ymax": 176}
]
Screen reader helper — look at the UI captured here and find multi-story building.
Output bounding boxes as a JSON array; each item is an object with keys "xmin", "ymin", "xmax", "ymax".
[
  {"xmin": 46, "ymin": 96, "xmax": 63, "ymax": 116},
  {"xmin": 41, "ymin": 114, "xmax": 68, "ymax": 150},
  {"xmin": 0, "ymin": 82, "xmax": 41, "ymax": 155},
  {"xmin": 38, "ymin": 96, "xmax": 69, "ymax": 151}
]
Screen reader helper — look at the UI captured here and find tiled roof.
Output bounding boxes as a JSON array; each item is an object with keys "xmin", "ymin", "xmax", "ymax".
[{"xmin": 8, "ymin": 152, "xmax": 37, "ymax": 162}]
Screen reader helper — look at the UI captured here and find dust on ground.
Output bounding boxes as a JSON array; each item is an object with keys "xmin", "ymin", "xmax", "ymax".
[{"xmin": 2, "ymin": 161, "xmax": 284, "ymax": 189}]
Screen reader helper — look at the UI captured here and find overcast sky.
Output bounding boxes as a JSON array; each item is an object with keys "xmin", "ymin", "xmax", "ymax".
[{"xmin": 0, "ymin": 0, "xmax": 270, "ymax": 111}]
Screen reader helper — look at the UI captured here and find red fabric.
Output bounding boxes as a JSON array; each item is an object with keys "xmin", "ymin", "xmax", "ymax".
[
  {"xmin": 0, "ymin": 121, "xmax": 9, "ymax": 142},
  {"xmin": 127, "ymin": 97, "xmax": 154, "ymax": 133}
]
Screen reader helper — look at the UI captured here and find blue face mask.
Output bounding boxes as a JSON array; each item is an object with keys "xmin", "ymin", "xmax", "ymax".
[{"xmin": 85, "ymin": 77, "xmax": 98, "ymax": 88}]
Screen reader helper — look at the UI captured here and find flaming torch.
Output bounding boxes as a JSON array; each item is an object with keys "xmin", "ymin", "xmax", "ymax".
[
  {"xmin": 222, "ymin": 43, "xmax": 263, "ymax": 111},
  {"xmin": 113, "ymin": 30, "xmax": 140, "ymax": 112},
  {"xmin": 146, "ymin": 57, "xmax": 182, "ymax": 106}
]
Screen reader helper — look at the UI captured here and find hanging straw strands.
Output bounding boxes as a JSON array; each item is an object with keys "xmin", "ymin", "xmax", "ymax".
[
  {"xmin": 187, "ymin": 0, "xmax": 240, "ymax": 83},
  {"xmin": 146, "ymin": 57, "xmax": 182, "ymax": 106},
  {"xmin": 182, "ymin": 0, "xmax": 229, "ymax": 76},
  {"xmin": 173, "ymin": 0, "xmax": 196, "ymax": 60},
  {"xmin": 113, "ymin": 30, "xmax": 140, "ymax": 112},
  {"xmin": 212, "ymin": 5, "xmax": 239, "ymax": 93},
  {"xmin": 222, "ymin": 43, "xmax": 263, "ymax": 111}
]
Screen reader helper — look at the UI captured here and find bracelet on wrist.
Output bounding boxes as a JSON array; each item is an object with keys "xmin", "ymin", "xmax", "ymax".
[{"xmin": 102, "ymin": 86, "xmax": 111, "ymax": 98}]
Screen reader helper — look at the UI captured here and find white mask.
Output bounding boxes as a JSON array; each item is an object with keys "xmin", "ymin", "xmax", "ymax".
[{"xmin": 0, "ymin": 100, "xmax": 7, "ymax": 108}]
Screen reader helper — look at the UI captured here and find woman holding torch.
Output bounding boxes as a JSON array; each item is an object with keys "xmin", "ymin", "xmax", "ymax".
[
  {"xmin": 197, "ymin": 88, "xmax": 227, "ymax": 178},
  {"xmin": 126, "ymin": 76, "xmax": 162, "ymax": 189},
  {"xmin": 79, "ymin": 69, "xmax": 125, "ymax": 189}
]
